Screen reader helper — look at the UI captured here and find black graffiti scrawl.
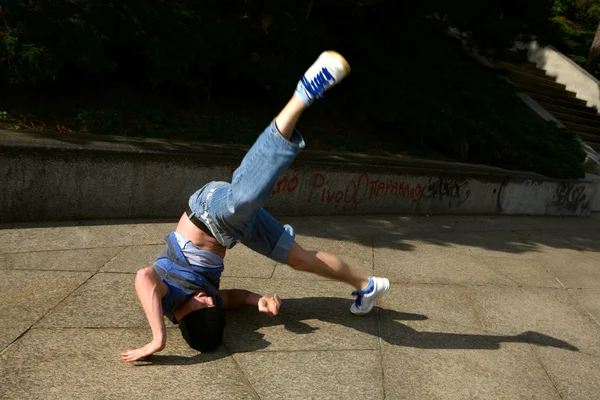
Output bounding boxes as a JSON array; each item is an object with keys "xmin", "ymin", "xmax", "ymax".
[
  {"xmin": 549, "ymin": 182, "xmax": 590, "ymax": 214},
  {"xmin": 421, "ymin": 176, "xmax": 471, "ymax": 207}
]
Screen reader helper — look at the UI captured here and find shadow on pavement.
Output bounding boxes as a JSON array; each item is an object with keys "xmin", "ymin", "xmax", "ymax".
[
  {"xmin": 140, "ymin": 297, "xmax": 577, "ymax": 366},
  {"xmin": 5, "ymin": 214, "xmax": 599, "ymax": 255}
]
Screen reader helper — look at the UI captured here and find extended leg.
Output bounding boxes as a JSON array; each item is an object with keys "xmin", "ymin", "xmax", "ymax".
[
  {"xmin": 226, "ymin": 51, "xmax": 351, "ymax": 220},
  {"xmin": 274, "ymin": 96, "xmax": 307, "ymax": 140},
  {"xmin": 286, "ymin": 242, "xmax": 368, "ymax": 289},
  {"xmin": 286, "ymin": 241, "xmax": 390, "ymax": 316}
]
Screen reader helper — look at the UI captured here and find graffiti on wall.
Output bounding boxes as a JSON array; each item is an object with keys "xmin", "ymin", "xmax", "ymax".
[
  {"xmin": 306, "ymin": 173, "xmax": 425, "ymax": 209},
  {"xmin": 549, "ymin": 182, "xmax": 591, "ymax": 213},
  {"xmin": 271, "ymin": 174, "xmax": 300, "ymax": 196},
  {"xmin": 421, "ymin": 176, "xmax": 471, "ymax": 205},
  {"xmin": 523, "ymin": 179, "xmax": 592, "ymax": 214},
  {"xmin": 267, "ymin": 172, "xmax": 472, "ymax": 210},
  {"xmin": 238, "ymin": 171, "xmax": 592, "ymax": 216}
]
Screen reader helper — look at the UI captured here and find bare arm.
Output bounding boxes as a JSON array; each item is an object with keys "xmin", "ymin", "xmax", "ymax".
[
  {"xmin": 220, "ymin": 289, "xmax": 282, "ymax": 316},
  {"xmin": 121, "ymin": 267, "xmax": 168, "ymax": 362}
]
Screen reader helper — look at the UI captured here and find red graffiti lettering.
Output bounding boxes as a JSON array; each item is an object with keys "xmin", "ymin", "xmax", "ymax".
[
  {"xmin": 288, "ymin": 176, "xmax": 298, "ymax": 192},
  {"xmin": 301, "ymin": 172, "xmax": 429, "ymax": 209},
  {"xmin": 272, "ymin": 174, "xmax": 300, "ymax": 197},
  {"xmin": 307, "ymin": 173, "xmax": 326, "ymax": 203},
  {"xmin": 344, "ymin": 181, "xmax": 357, "ymax": 203},
  {"xmin": 369, "ymin": 180, "xmax": 379, "ymax": 199},
  {"xmin": 355, "ymin": 174, "xmax": 369, "ymax": 205}
]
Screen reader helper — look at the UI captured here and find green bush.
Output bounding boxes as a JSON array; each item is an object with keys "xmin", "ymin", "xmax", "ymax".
[
  {"xmin": 552, "ymin": 0, "xmax": 600, "ymax": 30},
  {"xmin": 0, "ymin": 0, "xmax": 586, "ymax": 179}
]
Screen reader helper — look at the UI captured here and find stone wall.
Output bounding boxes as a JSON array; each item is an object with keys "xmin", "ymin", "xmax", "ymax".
[{"xmin": 1, "ymin": 130, "xmax": 598, "ymax": 222}]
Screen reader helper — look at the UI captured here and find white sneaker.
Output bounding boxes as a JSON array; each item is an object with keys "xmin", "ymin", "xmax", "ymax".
[
  {"xmin": 350, "ymin": 277, "xmax": 390, "ymax": 316},
  {"xmin": 295, "ymin": 51, "xmax": 351, "ymax": 105}
]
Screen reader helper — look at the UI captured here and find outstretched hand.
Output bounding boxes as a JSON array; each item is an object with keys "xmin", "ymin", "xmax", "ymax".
[
  {"xmin": 120, "ymin": 339, "xmax": 165, "ymax": 363},
  {"xmin": 258, "ymin": 294, "xmax": 282, "ymax": 316}
]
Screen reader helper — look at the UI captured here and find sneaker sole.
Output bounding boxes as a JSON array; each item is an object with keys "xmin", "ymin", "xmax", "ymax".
[{"xmin": 324, "ymin": 51, "xmax": 351, "ymax": 75}]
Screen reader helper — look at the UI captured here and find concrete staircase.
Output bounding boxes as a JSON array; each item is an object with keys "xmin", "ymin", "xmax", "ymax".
[{"xmin": 493, "ymin": 59, "xmax": 600, "ymax": 152}]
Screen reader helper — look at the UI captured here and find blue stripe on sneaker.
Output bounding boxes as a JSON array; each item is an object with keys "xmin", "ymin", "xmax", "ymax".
[
  {"xmin": 301, "ymin": 67, "xmax": 336, "ymax": 98},
  {"xmin": 351, "ymin": 278, "xmax": 374, "ymax": 308}
]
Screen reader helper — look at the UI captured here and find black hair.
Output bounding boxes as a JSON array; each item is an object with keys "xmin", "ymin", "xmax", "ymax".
[{"xmin": 178, "ymin": 306, "xmax": 226, "ymax": 352}]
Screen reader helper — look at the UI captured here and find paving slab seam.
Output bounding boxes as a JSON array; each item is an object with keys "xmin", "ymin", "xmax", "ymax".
[
  {"xmin": 0, "ymin": 268, "xmax": 103, "ymax": 354},
  {"xmin": 0, "ymin": 244, "xmax": 147, "ymax": 255},
  {"xmin": 475, "ymin": 260, "xmax": 524, "ymax": 287},
  {"xmin": 372, "ymin": 235, "xmax": 387, "ymax": 399},
  {"xmin": 566, "ymin": 290, "xmax": 600, "ymax": 328},
  {"xmin": 29, "ymin": 326, "xmax": 180, "ymax": 331},
  {"xmin": 2, "ymin": 247, "xmax": 131, "ymax": 353},
  {"xmin": 1, "ymin": 267, "xmax": 108, "ymax": 273},
  {"xmin": 227, "ymin": 352, "xmax": 263, "ymax": 400},
  {"xmin": 266, "ymin": 261, "xmax": 277, "ymax": 280},
  {"xmin": 386, "ymin": 281, "xmax": 563, "ymax": 289},
  {"xmin": 529, "ymin": 345, "xmax": 566, "ymax": 400},
  {"xmin": 231, "ymin": 348, "xmax": 380, "ymax": 354},
  {"xmin": 99, "ymin": 246, "xmax": 129, "ymax": 270},
  {"xmin": 0, "ymin": 327, "xmax": 32, "ymax": 356},
  {"xmin": 97, "ymin": 270, "xmax": 136, "ymax": 275},
  {"xmin": 375, "ymin": 307, "xmax": 387, "ymax": 400},
  {"xmin": 370, "ymin": 234, "xmax": 376, "ymax": 278},
  {"xmin": 551, "ymin": 274, "xmax": 566, "ymax": 289}
]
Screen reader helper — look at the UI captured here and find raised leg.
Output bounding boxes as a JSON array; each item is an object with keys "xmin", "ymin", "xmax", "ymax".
[
  {"xmin": 274, "ymin": 95, "xmax": 307, "ymax": 140},
  {"xmin": 226, "ymin": 51, "xmax": 351, "ymax": 221}
]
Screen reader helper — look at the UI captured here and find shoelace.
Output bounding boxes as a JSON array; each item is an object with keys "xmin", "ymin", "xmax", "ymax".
[{"xmin": 301, "ymin": 67, "xmax": 335, "ymax": 98}]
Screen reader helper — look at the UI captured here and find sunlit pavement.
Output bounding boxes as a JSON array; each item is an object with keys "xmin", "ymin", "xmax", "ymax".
[{"xmin": 1, "ymin": 214, "xmax": 599, "ymax": 399}]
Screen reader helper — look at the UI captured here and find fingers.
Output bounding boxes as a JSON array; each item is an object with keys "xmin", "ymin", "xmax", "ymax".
[
  {"xmin": 120, "ymin": 349, "xmax": 141, "ymax": 363},
  {"xmin": 120, "ymin": 346, "xmax": 152, "ymax": 363},
  {"xmin": 268, "ymin": 303, "xmax": 277, "ymax": 316},
  {"xmin": 270, "ymin": 294, "xmax": 281, "ymax": 316},
  {"xmin": 258, "ymin": 295, "xmax": 282, "ymax": 316},
  {"xmin": 258, "ymin": 298, "xmax": 268, "ymax": 313}
]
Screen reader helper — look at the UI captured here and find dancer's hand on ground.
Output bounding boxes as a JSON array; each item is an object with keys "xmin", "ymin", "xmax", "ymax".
[
  {"xmin": 120, "ymin": 339, "xmax": 165, "ymax": 363},
  {"xmin": 258, "ymin": 294, "xmax": 282, "ymax": 316}
]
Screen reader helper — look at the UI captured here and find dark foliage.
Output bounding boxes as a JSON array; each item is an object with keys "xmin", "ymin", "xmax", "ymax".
[{"xmin": 0, "ymin": 0, "xmax": 586, "ymax": 178}]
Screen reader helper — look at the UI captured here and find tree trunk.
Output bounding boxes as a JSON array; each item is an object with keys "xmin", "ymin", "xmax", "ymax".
[{"xmin": 584, "ymin": 21, "xmax": 600, "ymax": 72}]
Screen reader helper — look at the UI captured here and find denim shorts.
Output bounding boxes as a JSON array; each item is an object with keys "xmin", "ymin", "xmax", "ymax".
[{"xmin": 188, "ymin": 120, "xmax": 305, "ymax": 264}]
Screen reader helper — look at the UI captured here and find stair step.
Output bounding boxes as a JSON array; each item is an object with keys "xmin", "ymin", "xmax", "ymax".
[
  {"xmin": 516, "ymin": 82, "xmax": 578, "ymax": 100},
  {"xmin": 494, "ymin": 60, "xmax": 550, "ymax": 78},
  {"xmin": 529, "ymin": 92, "xmax": 590, "ymax": 110},
  {"xmin": 551, "ymin": 111, "xmax": 600, "ymax": 127},
  {"xmin": 505, "ymin": 68, "xmax": 562, "ymax": 86},
  {"xmin": 563, "ymin": 121, "xmax": 600, "ymax": 136},
  {"xmin": 509, "ymin": 72, "xmax": 567, "ymax": 91},
  {"xmin": 535, "ymin": 98, "xmax": 600, "ymax": 118},
  {"xmin": 571, "ymin": 129, "xmax": 600, "ymax": 144}
]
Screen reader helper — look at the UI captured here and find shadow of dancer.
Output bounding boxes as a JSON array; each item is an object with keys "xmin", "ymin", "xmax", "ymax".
[{"xmin": 143, "ymin": 296, "xmax": 577, "ymax": 365}]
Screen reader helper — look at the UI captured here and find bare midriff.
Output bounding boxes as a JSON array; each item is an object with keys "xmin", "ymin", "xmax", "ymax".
[{"xmin": 174, "ymin": 212, "xmax": 227, "ymax": 259}]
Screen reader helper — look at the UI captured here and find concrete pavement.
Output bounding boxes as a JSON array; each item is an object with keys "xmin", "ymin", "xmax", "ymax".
[{"xmin": 1, "ymin": 214, "xmax": 599, "ymax": 399}]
